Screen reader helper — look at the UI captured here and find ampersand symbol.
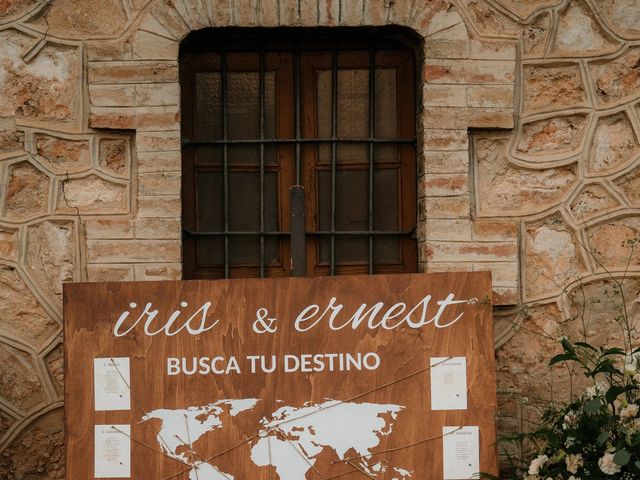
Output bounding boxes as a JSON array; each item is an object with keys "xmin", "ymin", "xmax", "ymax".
[{"xmin": 253, "ymin": 307, "xmax": 277, "ymax": 334}]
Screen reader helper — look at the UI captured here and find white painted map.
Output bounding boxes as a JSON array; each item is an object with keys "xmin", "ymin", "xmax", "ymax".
[{"xmin": 143, "ymin": 399, "xmax": 412, "ymax": 480}]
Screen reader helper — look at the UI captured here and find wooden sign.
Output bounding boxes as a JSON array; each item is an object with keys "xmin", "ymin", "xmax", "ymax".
[{"xmin": 64, "ymin": 272, "xmax": 498, "ymax": 480}]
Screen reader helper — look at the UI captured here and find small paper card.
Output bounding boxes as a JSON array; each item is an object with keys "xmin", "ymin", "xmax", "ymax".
[
  {"xmin": 430, "ymin": 356, "xmax": 467, "ymax": 410},
  {"xmin": 95, "ymin": 425, "xmax": 131, "ymax": 478},
  {"xmin": 443, "ymin": 426, "xmax": 480, "ymax": 479},
  {"xmin": 94, "ymin": 357, "xmax": 131, "ymax": 411}
]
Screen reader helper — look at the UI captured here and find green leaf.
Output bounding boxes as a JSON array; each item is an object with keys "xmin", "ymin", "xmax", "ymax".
[
  {"xmin": 632, "ymin": 433, "xmax": 640, "ymax": 447},
  {"xmin": 613, "ymin": 449, "xmax": 631, "ymax": 466},
  {"xmin": 602, "ymin": 347, "xmax": 625, "ymax": 356},
  {"xmin": 597, "ymin": 431, "xmax": 610, "ymax": 446},
  {"xmin": 575, "ymin": 341, "xmax": 597, "ymax": 351},
  {"xmin": 635, "ymin": 460, "xmax": 640, "ymax": 470},
  {"xmin": 606, "ymin": 385, "xmax": 629, "ymax": 403},
  {"xmin": 561, "ymin": 337, "xmax": 576, "ymax": 354},
  {"xmin": 585, "ymin": 398, "xmax": 603, "ymax": 413},
  {"xmin": 549, "ymin": 353, "xmax": 575, "ymax": 366}
]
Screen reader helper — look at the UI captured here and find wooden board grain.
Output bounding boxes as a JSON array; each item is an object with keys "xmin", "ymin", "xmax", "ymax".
[{"xmin": 64, "ymin": 272, "xmax": 498, "ymax": 480}]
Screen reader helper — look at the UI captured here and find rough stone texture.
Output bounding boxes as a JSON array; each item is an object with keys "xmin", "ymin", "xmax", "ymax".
[
  {"xmin": 551, "ymin": 1, "xmax": 618, "ymax": 56},
  {"xmin": 475, "ymin": 135, "xmax": 576, "ymax": 215},
  {"xmin": 25, "ymin": 221, "xmax": 76, "ymax": 304},
  {"xmin": 38, "ymin": 0, "xmax": 128, "ymax": 38},
  {"xmin": 0, "ymin": 30, "xmax": 80, "ymax": 121},
  {"xmin": 591, "ymin": 47, "xmax": 640, "ymax": 106},
  {"xmin": 570, "ymin": 184, "xmax": 621, "ymax": 222},
  {"xmin": 596, "ymin": 0, "xmax": 640, "ymax": 39},
  {"xmin": 35, "ymin": 134, "xmax": 90, "ymax": 173},
  {"xmin": 517, "ymin": 115, "xmax": 587, "ymax": 157},
  {"xmin": 98, "ymin": 138, "xmax": 128, "ymax": 175},
  {"xmin": 0, "ymin": 0, "xmax": 639, "ymax": 475},
  {"xmin": 524, "ymin": 218, "xmax": 586, "ymax": 300},
  {"xmin": 589, "ymin": 218, "xmax": 640, "ymax": 270},
  {"xmin": 0, "ymin": 227, "xmax": 17, "ymax": 261},
  {"xmin": 0, "ymin": 343, "xmax": 46, "ymax": 412},
  {"xmin": 614, "ymin": 166, "xmax": 640, "ymax": 206},
  {"xmin": 0, "ymin": 0, "xmax": 38, "ymax": 19},
  {"xmin": 0, "ymin": 126, "xmax": 24, "ymax": 156},
  {"xmin": 0, "ymin": 408, "xmax": 65, "ymax": 480},
  {"xmin": 523, "ymin": 64, "xmax": 587, "ymax": 113},
  {"xmin": 0, "ymin": 264, "xmax": 58, "ymax": 349},
  {"xmin": 57, "ymin": 175, "xmax": 128, "ymax": 214},
  {"xmin": 3, "ymin": 161, "xmax": 50, "ymax": 220},
  {"xmin": 588, "ymin": 112, "xmax": 640, "ymax": 174},
  {"xmin": 45, "ymin": 344, "xmax": 63, "ymax": 396}
]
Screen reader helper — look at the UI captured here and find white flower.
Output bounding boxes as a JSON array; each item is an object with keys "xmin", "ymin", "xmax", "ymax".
[
  {"xmin": 583, "ymin": 382, "xmax": 606, "ymax": 399},
  {"xmin": 624, "ymin": 353, "xmax": 639, "ymax": 375},
  {"xmin": 598, "ymin": 452, "xmax": 622, "ymax": 475},
  {"xmin": 620, "ymin": 403, "xmax": 639, "ymax": 419},
  {"xmin": 568, "ymin": 477, "xmax": 581, "ymax": 480},
  {"xmin": 565, "ymin": 453, "xmax": 583, "ymax": 474},
  {"xmin": 528, "ymin": 455, "xmax": 548, "ymax": 475},
  {"xmin": 565, "ymin": 436, "xmax": 576, "ymax": 448},
  {"xmin": 563, "ymin": 411, "xmax": 578, "ymax": 429}
]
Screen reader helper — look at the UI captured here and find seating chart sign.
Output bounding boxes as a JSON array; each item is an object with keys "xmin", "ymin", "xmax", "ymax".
[{"xmin": 64, "ymin": 272, "xmax": 498, "ymax": 479}]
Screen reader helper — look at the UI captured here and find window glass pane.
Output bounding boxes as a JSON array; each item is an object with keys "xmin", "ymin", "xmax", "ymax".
[
  {"xmin": 227, "ymin": 72, "xmax": 276, "ymax": 140},
  {"xmin": 375, "ymin": 69, "xmax": 397, "ymax": 139},
  {"xmin": 195, "ymin": 72, "xmax": 221, "ymax": 141},
  {"xmin": 195, "ymin": 171, "xmax": 223, "ymax": 231},
  {"xmin": 196, "ymin": 237, "xmax": 223, "ymax": 266},
  {"xmin": 374, "ymin": 168, "xmax": 400, "ymax": 263}
]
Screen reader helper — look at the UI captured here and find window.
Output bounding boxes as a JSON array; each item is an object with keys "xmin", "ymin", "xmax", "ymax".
[{"xmin": 181, "ymin": 28, "xmax": 417, "ymax": 279}]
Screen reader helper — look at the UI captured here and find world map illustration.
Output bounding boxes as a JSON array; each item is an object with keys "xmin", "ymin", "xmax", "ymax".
[{"xmin": 142, "ymin": 399, "xmax": 413, "ymax": 480}]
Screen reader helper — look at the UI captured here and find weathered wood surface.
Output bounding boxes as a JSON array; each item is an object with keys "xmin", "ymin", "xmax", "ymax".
[{"xmin": 64, "ymin": 272, "xmax": 497, "ymax": 479}]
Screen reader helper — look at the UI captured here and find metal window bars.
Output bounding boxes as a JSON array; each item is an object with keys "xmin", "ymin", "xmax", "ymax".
[{"xmin": 182, "ymin": 36, "xmax": 416, "ymax": 279}]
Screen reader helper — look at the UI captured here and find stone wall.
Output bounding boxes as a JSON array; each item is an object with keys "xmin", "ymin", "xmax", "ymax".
[{"xmin": 0, "ymin": 0, "xmax": 639, "ymax": 476}]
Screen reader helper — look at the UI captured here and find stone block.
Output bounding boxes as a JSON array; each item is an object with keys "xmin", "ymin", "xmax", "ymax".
[
  {"xmin": 423, "ymin": 84, "xmax": 467, "ymax": 108},
  {"xmin": 587, "ymin": 112, "xmax": 639, "ymax": 174},
  {"xmin": 87, "ymin": 239, "xmax": 181, "ymax": 263},
  {"xmin": 0, "ymin": 343, "xmax": 47, "ymax": 412},
  {"xmin": 0, "ymin": 228, "xmax": 18, "ymax": 262},
  {"xmin": 424, "ymin": 39, "xmax": 470, "ymax": 60},
  {"xmin": 57, "ymin": 175, "xmax": 128, "ymax": 214},
  {"xmin": 34, "ymin": 134, "xmax": 91, "ymax": 173},
  {"xmin": 588, "ymin": 217, "xmax": 640, "ymax": 270},
  {"xmin": 0, "ymin": 30, "xmax": 81, "ymax": 121},
  {"xmin": 88, "ymin": 61, "xmax": 179, "ymax": 84},
  {"xmin": 424, "ymin": 219, "xmax": 473, "ymax": 241},
  {"xmin": 420, "ymin": 173, "xmax": 469, "ymax": 196},
  {"xmin": 472, "ymin": 220, "xmax": 518, "ymax": 241},
  {"xmin": 134, "ymin": 218, "xmax": 181, "ymax": 239},
  {"xmin": 525, "ymin": 218, "xmax": 586, "ymax": 300},
  {"xmin": 137, "ymin": 151, "xmax": 181, "ymax": 173},
  {"xmin": 89, "ymin": 106, "xmax": 180, "ymax": 131},
  {"xmin": 523, "ymin": 63, "xmax": 587, "ymax": 113},
  {"xmin": 0, "ymin": 264, "xmax": 59, "ymax": 349},
  {"xmin": 25, "ymin": 220, "xmax": 76, "ymax": 304},
  {"xmin": 516, "ymin": 114, "xmax": 588, "ymax": 159},
  {"xmin": 3, "ymin": 161, "xmax": 51, "ymax": 221},
  {"xmin": 569, "ymin": 184, "xmax": 621, "ymax": 223},
  {"xmin": 39, "ymin": 0, "xmax": 127, "ymax": 38},
  {"xmin": 132, "ymin": 31, "xmax": 179, "ymax": 60},
  {"xmin": 469, "ymin": 40, "xmax": 517, "ymax": 61},
  {"xmin": 136, "ymin": 131, "xmax": 181, "ymax": 152},
  {"xmin": 138, "ymin": 172, "xmax": 181, "ymax": 196},
  {"xmin": 137, "ymin": 196, "xmax": 181, "ymax": 218},
  {"xmin": 425, "ymin": 241, "xmax": 518, "ymax": 262},
  {"xmin": 422, "ymin": 129, "xmax": 469, "ymax": 151},
  {"xmin": 425, "ymin": 196, "xmax": 471, "ymax": 218},
  {"xmin": 550, "ymin": 1, "xmax": 618, "ymax": 57},
  {"xmin": 87, "ymin": 264, "xmax": 134, "ymax": 282},
  {"xmin": 134, "ymin": 263, "xmax": 182, "ymax": 281},
  {"xmin": 84, "ymin": 218, "xmax": 134, "ymax": 239},
  {"xmin": 474, "ymin": 261, "xmax": 518, "ymax": 287},
  {"xmin": 467, "ymin": 85, "xmax": 514, "ymax": 108},
  {"xmin": 424, "ymin": 59, "xmax": 515, "ymax": 85},
  {"xmin": 98, "ymin": 138, "xmax": 130, "ymax": 177},
  {"xmin": 424, "ymin": 107, "xmax": 514, "ymax": 129},
  {"xmin": 474, "ymin": 135, "xmax": 576, "ymax": 216},
  {"xmin": 422, "ymin": 151, "xmax": 469, "ymax": 174}
]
